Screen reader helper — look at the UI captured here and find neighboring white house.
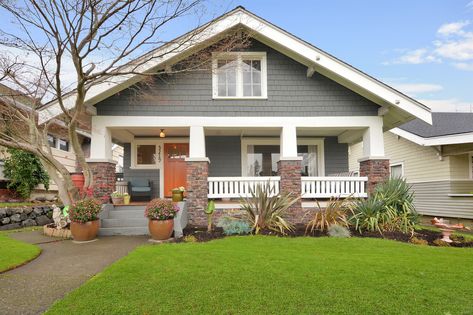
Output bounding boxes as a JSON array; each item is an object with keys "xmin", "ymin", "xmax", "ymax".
[{"xmin": 350, "ymin": 112, "xmax": 473, "ymax": 219}]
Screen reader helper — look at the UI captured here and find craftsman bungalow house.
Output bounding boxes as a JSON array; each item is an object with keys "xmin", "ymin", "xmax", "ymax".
[{"xmin": 38, "ymin": 7, "xmax": 432, "ymax": 230}]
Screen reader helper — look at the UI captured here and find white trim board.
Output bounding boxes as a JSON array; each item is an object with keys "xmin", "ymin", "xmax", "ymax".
[
  {"xmin": 390, "ymin": 128, "xmax": 473, "ymax": 146},
  {"xmin": 38, "ymin": 7, "xmax": 431, "ymax": 126}
]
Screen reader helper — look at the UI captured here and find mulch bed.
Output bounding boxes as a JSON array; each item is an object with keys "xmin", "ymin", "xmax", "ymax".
[{"xmin": 182, "ymin": 224, "xmax": 473, "ymax": 247}]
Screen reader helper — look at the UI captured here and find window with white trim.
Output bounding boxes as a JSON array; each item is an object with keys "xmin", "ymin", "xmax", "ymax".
[
  {"xmin": 390, "ymin": 163, "xmax": 404, "ymax": 178},
  {"xmin": 48, "ymin": 134, "xmax": 69, "ymax": 152},
  {"xmin": 212, "ymin": 52, "xmax": 267, "ymax": 99}
]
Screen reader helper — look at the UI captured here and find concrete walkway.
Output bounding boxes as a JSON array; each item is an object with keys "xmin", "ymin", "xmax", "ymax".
[{"xmin": 0, "ymin": 230, "xmax": 147, "ymax": 315}]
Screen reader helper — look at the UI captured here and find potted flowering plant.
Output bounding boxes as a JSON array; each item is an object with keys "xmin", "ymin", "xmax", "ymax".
[
  {"xmin": 68, "ymin": 198, "xmax": 102, "ymax": 242},
  {"xmin": 145, "ymin": 198, "xmax": 179, "ymax": 240},
  {"xmin": 171, "ymin": 186, "xmax": 185, "ymax": 202},
  {"xmin": 110, "ymin": 191, "xmax": 124, "ymax": 205}
]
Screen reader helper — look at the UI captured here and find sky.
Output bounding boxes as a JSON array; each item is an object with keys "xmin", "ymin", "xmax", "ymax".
[
  {"xmin": 219, "ymin": 0, "xmax": 473, "ymax": 112},
  {"xmin": 1, "ymin": 0, "xmax": 472, "ymax": 112}
]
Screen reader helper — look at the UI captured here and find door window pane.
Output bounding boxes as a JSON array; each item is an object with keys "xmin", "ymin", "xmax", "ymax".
[{"xmin": 137, "ymin": 145, "xmax": 156, "ymax": 165}]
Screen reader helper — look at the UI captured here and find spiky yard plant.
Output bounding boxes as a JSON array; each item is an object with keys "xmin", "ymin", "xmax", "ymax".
[
  {"xmin": 205, "ymin": 200, "xmax": 216, "ymax": 232},
  {"xmin": 240, "ymin": 182, "xmax": 299, "ymax": 235},
  {"xmin": 304, "ymin": 196, "xmax": 355, "ymax": 234}
]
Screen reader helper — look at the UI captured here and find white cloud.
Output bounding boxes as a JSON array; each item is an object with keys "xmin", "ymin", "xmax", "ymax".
[
  {"xmin": 437, "ymin": 21, "xmax": 470, "ymax": 36},
  {"xmin": 453, "ymin": 62, "xmax": 473, "ymax": 71},
  {"xmin": 391, "ymin": 48, "xmax": 441, "ymax": 64},
  {"xmin": 468, "ymin": 1, "xmax": 473, "ymax": 10},
  {"xmin": 434, "ymin": 36, "xmax": 473, "ymax": 61},
  {"xmin": 419, "ymin": 98, "xmax": 473, "ymax": 112},
  {"xmin": 392, "ymin": 83, "xmax": 443, "ymax": 96}
]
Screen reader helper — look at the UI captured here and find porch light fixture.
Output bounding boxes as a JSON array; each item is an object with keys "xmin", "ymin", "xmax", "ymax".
[{"xmin": 159, "ymin": 129, "xmax": 166, "ymax": 138}]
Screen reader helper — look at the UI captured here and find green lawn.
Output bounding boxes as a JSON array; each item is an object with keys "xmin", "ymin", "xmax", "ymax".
[
  {"xmin": 47, "ymin": 236, "xmax": 473, "ymax": 315},
  {"xmin": 0, "ymin": 230, "xmax": 41, "ymax": 272},
  {"xmin": 0, "ymin": 202, "xmax": 36, "ymax": 208}
]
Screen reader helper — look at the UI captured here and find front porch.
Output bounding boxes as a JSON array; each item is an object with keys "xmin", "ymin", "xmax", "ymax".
[{"xmin": 87, "ymin": 116, "xmax": 389, "ymax": 226}]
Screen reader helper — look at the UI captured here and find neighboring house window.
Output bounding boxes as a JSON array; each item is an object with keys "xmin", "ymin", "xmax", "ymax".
[
  {"xmin": 390, "ymin": 163, "xmax": 404, "ymax": 178},
  {"xmin": 469, "ymin": 153, "xmax": 473, "ymax": 179},
  {"xmin": 212, "ymin": 52, "xmax": 267, "ymax": 99},
  {"xmin": 48, "ymin": 134, "xmax": 69, "ymax": 152},
  {"xmin": 136, "ymin": 145, "xmax": 156, "ymax": 165}
]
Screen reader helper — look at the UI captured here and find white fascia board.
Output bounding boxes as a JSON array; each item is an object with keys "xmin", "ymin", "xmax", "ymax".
[
  {"xmin": 39, "ymin": 8, "xmax": 431, "ymax": 125},
  {"xmin": 391, "ymin": 127, "xmax": 473, "ymax": 146},
  {"xmin": 94, "ymin": 115, "xmax": 382, "ymax": 129}
]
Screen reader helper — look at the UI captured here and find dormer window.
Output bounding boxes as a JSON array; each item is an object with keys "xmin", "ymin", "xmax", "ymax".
[{"xmin": 212, "ymin": 52, "xmax": 267, "ymax": 99}]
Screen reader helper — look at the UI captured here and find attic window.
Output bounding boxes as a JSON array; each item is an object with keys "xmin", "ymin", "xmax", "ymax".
[{"xmin": 212, "ymin": 52, "xmax": 267, "ymax": 99}]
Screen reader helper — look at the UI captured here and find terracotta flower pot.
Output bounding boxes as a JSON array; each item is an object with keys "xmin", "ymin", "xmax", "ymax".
[
  {"xmin": 148, "ymin": 219, "xmax": 174, "ymax": 240},
  {"xmin": 70, "ymin": 173, "xmax": 85, "ymax": 190},
  {"xmin": 70, "ymin": 220, "xmax": 100, "ymax": 242},
  {"xmin": 112, "ymin": 196, "xmax": 124, "ymax": 205}
]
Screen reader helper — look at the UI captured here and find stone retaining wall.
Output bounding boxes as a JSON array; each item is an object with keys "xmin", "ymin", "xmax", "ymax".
[{"xmin": 0, "ymin": 205, "xmax": 53, "ymax": 230}]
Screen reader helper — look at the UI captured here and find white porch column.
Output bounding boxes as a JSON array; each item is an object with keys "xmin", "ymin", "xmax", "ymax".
[
  {"xmin": 187, "ymin": 126, "xmax": 208, "ymax": 161},
  {"xmin": 361, "ymin": 118, "xmax": 385, "ymax": 159},
  {"xmin": 280, "ymin": 125, "xmax": 299, "ymax": 159},
  {"xmin": 89, "ymin": 120, "xmax": 113, "ymax": 162}
]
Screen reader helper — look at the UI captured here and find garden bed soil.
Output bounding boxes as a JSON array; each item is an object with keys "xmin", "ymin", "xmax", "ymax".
[{"xmin": 182, "ymin": 224, "xmax": 473, "ymax": 247}]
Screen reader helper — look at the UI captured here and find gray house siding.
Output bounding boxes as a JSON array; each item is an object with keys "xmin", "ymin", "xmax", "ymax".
[
  {"xmin": 95, "ymin": 40, "xmax": 379, "ymax": 117},
  {"xmin": 122, "ymin": 143, "xmax": 160, "ymax": 198},
  {"xmin": 206, "ymin": 136, "xmax": 241, "ymax": 177},
  {"xmin": 324, "ymin": 137, "xmax": 349, "ymax": 175}
]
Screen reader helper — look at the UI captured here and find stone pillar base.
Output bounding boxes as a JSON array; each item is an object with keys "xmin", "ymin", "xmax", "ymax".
[
  {"xmin": 186, "ymin": 160, "xmax": 209, "ymax": 226},
  {"xmin": 359, "ymin": 158, "xmax": 390, "ymax": 194},
  {"xmin": 277, "ymin": 159, "xmax": 303, "ymax": 224},
  {"xmin": 87, "ymin": 161, "xmax": 116, "ymax": 202}
]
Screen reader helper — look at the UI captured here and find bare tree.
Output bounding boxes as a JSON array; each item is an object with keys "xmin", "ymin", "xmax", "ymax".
[{"xmin": 0, "ymin": 1, "xmax": 249, "ymax": 205}]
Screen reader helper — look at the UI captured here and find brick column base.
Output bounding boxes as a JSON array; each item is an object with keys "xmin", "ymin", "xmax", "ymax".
[
  {"xmin": 277, "ymin": 159, "xmax": 303, "ymax": 224},
  {"xmin": 87, "ymin": 161, "xmax": 116, "ymax": 203},
  {"xmin": 186, "ymin": 160, "xmax": 209, "ymax": 226},
  {"xmin": 359, "ymin": 159, "xmax": 390, "ymax": 194}
]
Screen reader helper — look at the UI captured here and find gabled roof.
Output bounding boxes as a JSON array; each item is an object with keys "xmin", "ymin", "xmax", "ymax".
[
  {"xmin": 390, "ymin": 112, "xmax": 473, "ymax": 146},
  {"xmin": 38, "ymin": 6, "xmax": 432, "ymax": 128}
]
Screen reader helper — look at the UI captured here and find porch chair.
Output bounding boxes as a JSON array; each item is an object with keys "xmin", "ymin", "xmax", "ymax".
[{"xmin": 127, "ymin": 179, "xmax": 153, "ymax": 201}]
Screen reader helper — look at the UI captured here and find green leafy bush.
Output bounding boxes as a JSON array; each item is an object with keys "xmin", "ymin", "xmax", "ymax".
[
  {"xmin": 68, "ymin": 198, "xmax": 102, "ymax": 223},
  {"xmin": 327, "ymin": 224, "xmax": 351, "ymax": 238},
  {"xmin": 409, "ymin": 237, "xmax": 428, "ymax": 245},
  {"xmin": 3, "ymin": 148, "xmax": 50, "ymax": 199},
  {"xmin": 351, "ymin": 178, "xmax": 418, "ymax": 234},
  {"xmin": 305, "ymin": 197, "xmax": 354, "ymax": 234},
  {"xmin": 216, "ymin": 217, "xmax": 252, "ymax": 235},
  {"xmin": 240, "ymin": 182, "xmax": 299, "ymax": 235}
]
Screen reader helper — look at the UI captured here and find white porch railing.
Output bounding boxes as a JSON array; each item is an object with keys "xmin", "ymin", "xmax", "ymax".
[
  {"xmin": 208, "ymin": 176, "xmax": 280, "ymax": 199},
  {"xmin": 301, "ymin": 176, "xmax": 368, "ymax": 198}
]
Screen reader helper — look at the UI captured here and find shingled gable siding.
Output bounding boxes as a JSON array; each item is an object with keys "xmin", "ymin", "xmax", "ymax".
[
  {"xmin": 122, "ymin": 143, "xmax": 160, "ymax": 198},
  {"xmin": 95, "ymin": 40, "xmax": 379, "ymax": 117}
]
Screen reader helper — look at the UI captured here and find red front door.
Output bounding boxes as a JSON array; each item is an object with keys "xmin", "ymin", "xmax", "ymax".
[{"xmin": 163, "ymin": 143, "xmax": 189, "ymax": 197}]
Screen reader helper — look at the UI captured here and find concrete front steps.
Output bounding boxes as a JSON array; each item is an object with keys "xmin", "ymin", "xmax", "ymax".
[{"xmin": 99, "ymin": 205, "xmax": 148, "ymax": 236}]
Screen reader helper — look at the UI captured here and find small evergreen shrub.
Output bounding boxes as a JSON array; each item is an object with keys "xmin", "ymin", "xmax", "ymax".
[
  {"xmin": 216, "ymin": 216, "xmax": 252, "ymax": 236},
  {"xmin": 327, "ymin": 224, "xmax": 351, "ymax": 238},
  {"xmin": 3, "ymin": 148, "xmax": 50, "ymax": 199},
  {"xmin": 409, "ymin": 237, "xmax": 428, "ymax": 246},
  {"xmin": 433, "ymin": 239, "xmax": 451, "ymax": 247},
  {"xmin": 183, "ymin": 235, "xmax": 197, "ymax": 243}
]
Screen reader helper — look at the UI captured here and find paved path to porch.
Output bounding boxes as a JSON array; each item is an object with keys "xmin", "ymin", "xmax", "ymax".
[{"xmin": 0, "ymin": 230, "xmax": 147, "ymax": 315}]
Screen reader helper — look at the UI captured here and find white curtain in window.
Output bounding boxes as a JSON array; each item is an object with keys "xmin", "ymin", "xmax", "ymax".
[
  {"xmin": 308, "ymin": 145, "xmax": 318, "ymax": 176},
  {"xmin": 247, "ymin": 145, "xmax": 255, "ymax": 176}
]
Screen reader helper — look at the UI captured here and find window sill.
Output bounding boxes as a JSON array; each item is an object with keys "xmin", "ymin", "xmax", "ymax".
[
  {"xmin": 212, "ymin": 96, "xmax": 268, "ymax": 100},
  {"xmin": 129, "ymin": 166, "xmax": 160, "ymax": 170}
]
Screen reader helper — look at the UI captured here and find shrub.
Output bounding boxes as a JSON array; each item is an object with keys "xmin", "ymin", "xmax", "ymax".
[
  {"xmin": 433, "ymin": 239, "xmax": 451, "ymax": 247},
  {"xmin": 305, "ymin": 197, "xmax": 354, "ymax": 234},
  {"xmin": 351, "ymin": 178, "xmax": 418, "ymax": 234},
  {"xmin": 68, "ymin": 198, "xmax": 102, "ymax": 223},
  {"xmin": 110, "ymin": 191, "xmax": 124, "ymax": 197},
  {"xmin": 3, "ymin": 148, "xmax": 50, "ymax": 199},
  {"xmin": 205, "ymin": 200, "xmax": 216, "ymax": 232},
  {"xmin": 145, "ymin": 199, "xmax": 179, "ymax": 220},
  {"xmin": 409, "ymin": 237, "xmax": 428, "ymax": 245},
  {"xmin": 240, "ymin": 182, "xmax": 299, "ymax": 235},
  {"xmin": 327, "ymin": 224, "xmax": 351, "ymax": 238},
  {"xmin": 216, "ymin": 217, "xmax": 252, "ymax": 235},
  {"xmin": 183, "ymin": 235, "xmax": 197, "ymax": 243}
]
